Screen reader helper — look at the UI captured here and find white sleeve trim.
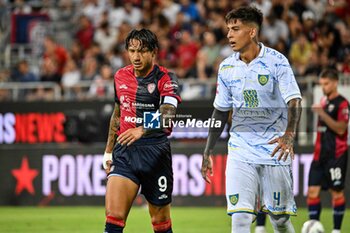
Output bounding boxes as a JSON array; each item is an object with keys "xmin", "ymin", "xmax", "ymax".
[
  {"xmin": 213, "ymin": 102, "xmax": 231, "ymax": 112},
  {"xmin": 285, "ymin": 93, "xmax": 302, "ymax": 104},
  {"xmin": 163, "ymin": 96, "xmax": 178, "ymax": 107}
]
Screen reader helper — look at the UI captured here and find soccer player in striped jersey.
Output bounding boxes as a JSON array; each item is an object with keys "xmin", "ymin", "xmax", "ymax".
[{"xmin": 307, "ymin": 69, "xmax": 349, "ymax": 233}]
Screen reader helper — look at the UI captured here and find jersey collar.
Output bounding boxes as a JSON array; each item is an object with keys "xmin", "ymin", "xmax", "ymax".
[{"xmin": 234, "ymin": 42, "xmax": 266, "ymax": 61}]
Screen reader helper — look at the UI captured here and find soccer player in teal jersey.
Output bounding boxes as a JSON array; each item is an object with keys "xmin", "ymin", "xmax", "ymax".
[{"xmin": 201, "ymin": 6, "xmax": 302, "ymax": 233}]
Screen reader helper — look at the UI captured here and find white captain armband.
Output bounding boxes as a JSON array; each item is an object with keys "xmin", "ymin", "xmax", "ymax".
[{"xmin": 162, "ymin": 96, "xmax": 178, "ymax": 107}]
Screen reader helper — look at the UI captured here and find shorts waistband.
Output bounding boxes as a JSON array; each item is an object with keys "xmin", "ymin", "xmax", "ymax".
[{"xmin": 128, "ymin": 135, "xmax": 168, "ymax": 145}]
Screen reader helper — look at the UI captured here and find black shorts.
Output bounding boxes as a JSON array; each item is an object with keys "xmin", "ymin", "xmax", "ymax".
[
  {"xmin": 108, "ymin": 136, "xmax": 173, "ymax": 206},
  {"xmin": 308, "ymin": 151, "xmax": 348, "ymax": 191}
]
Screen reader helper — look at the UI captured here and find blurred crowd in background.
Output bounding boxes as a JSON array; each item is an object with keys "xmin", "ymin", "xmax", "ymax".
[{"xmin": 0, "ymin": 0, "xmax": 350, "ymax": 101}]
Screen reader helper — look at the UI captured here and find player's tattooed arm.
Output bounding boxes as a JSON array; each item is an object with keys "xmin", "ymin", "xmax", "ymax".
[
  {"xmin": 270, "ymin": 98, "xmax": 302, "ymax": 161},
  {"xmin": 105, "ymin": 103, "xmax": 120, "ymax": 153},
  {"xmin": 160, "ymin": 103, "xmax": 177, "ymax": 130},
  {"xmin": 202, "ymin": 108, "xmax": 230, "ymax": 183},
  {"xmin": 118, "ymin": 104, "xmax": 177, "ymax": 146}
]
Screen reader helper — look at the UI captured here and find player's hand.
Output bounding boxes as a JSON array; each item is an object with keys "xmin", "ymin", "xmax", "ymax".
[
  {"xmin": 201, "ymin": 150, "xmax": 214, "ymax": 184},
  {"xmin": 103, "ymin": 152, "xmax": 112, "ymax": 174},
  {"xmin": 117, "ymin": 127, "xmax": 143, "ymax": 146},
  {"xmin": 269, "ymin": 132, "xmax": 295, "ymax": 161},
  {"xmin": 311, "ymin": 103, "xmax": 324, "ymax": 115}
]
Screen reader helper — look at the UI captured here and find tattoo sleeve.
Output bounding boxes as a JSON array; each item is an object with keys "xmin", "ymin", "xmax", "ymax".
[
  {"xmin": 204, "ymin": 108, "xmax": 230, "ymax": 154},
  {"xmin": 160, "ymin": 103, "xmax": 177, "ymax": 127},
  {"xmin": 286, "ymin": 98, "xmax": 302, "ymax": 137},
  {"xmin": 142, "ymin": 103, "xmax": 177, "ymax": 136},
  {"xmin": 105, "ymin": 103, "xmax": 120, "ymax": 152}
]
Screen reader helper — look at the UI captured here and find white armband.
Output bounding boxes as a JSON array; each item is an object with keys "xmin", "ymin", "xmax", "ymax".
[
  {"xmin": 103, "ymin": 152, "xmax": 112, "ymax": 169},
  {"xmin": 163, "ymin": 96, "xmax": 178, "ymax": 107}
]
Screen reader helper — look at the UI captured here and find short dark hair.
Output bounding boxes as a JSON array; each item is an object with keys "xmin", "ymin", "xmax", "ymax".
[
  {"xmin": 125, "ymin": 28, "xmax": 159, "ymax": 51},
  {"xmin": 225, "ymin": 6, "xmax": 263, "ymax": 30},
  {"xmin": 319, "ymin": 69, "xmax": 339, "ymax": 81}
]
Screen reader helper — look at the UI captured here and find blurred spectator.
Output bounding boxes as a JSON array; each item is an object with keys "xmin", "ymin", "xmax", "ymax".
[
  {"xmin": 61, "ymin": 58, "xmax": 81, "ymax": 88},
  {"xmin": 0, "ymin": 69, "xmax": 10, "ymax": 101},
  {"xmin": 81, "ymin": 0, "xmax": 105, "ymax": 27},
  {"xmin": 43, "ymin": 35, "xmax": 68, "ymax": 77},
  {"xmin": 261, "ymin": 12, "xmax": 289, "ymax": 47},
  {"xmin": 26, "ymin": 85, "xmax": 55, "ymax": 101},
  {"xmin": 289, "ymin": 33, "xmax": 313, "ymax": 75},
  {"xmin": 174, "ymin": 29, "xmax": 199, "ymax": 79},
  {"xmin": 57, "ymin": 0, "xmax": 76, "ymax": 22},
  {"xmin": 207, "ymin": 9, "xmax": 227, "ymax": 44},
  {"xmin": 89, "ymin": 64, "xmax": 113, "ymax": 98},
  {"xmin": 301, "ymin": 10, "xmax": 317, "ymax": 41},
  {"xmin": 2, "ymin": 0, "xmax": 350, "ymax": 102},
  {"xmin": 287, "ymin": 11, "xmax": 303, "ymax": 41},
  {"xmin": 315, "ymin": 21, "xmax": 342, "ymax": 63},
  {"xmin": 81, "ymin": 57, "xmax": 99, "ymax": 81},
  {"xmin": 11, "ymin": 60, "xmax": 39, "ymax": 82},
  {"xmin": 108, "ymin": 0, "xmax": 142, "ymax": 28},
  {"xmin": 339, "ymin": 52, "xmax": 350, "ymax": 75},
  {"xmin": 179, "ymin": 0, "xmax": 201, "ymax": 22},
  {"xmin": 251, "ymin": 0, "xmax": 272, "ymax": 17},
  {"xmin": 160, "ymin": 0, "xmax": 181, "ymax": 25},
  {"xmin": 158, "ymin": 36, "xmax": 177, "ymax": 69},
  {"xmin": 94, "ymin": 21, "xmax": 118, "ymax": 54},
  {"xmin": 169, "ymin": 12, "xmax": 192, "ymax": 42},
  {"xmin": 306, "ymin": 0, "xmax": 326, "ymax": 22},
  {"xmin": 196, "ymin": 31, "xmax": 221, "ymax": 80},
  {"xmin": 12, "ymin": 0, "xmax": 31, "ymax": 14},
  {"xmin": 70, "ymin": 40, "xmax": 84, "ymax": 67},
  {"xmin": 75, "ymin": 15, "xmax": 94, "ymax": 50},
  {"xmin": 40, "ymin": 58, "xmax": 61, "ymax": 83},
  {"xmin": 105, "ymin": 45, "xmax": 124, "ymax": 71},
  {"xmin": 290, "ymin": 0, "xmax": 308, "ymax": 22}
]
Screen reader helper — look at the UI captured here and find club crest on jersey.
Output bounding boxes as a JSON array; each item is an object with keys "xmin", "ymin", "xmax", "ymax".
[
  {"xmin": 328, "ymin": 104, "xmax": 334, "ymax": 112},
  {"xmin": 229, "ymin": 194, "xmax": 239, "ymax": 205},
  {"xmin": 147, "ymin": 83, "xmax": 156, "ymax": 93},
  {"xmin": 258, "ymin": 74, "xmax": 269, "ymax": 86}
]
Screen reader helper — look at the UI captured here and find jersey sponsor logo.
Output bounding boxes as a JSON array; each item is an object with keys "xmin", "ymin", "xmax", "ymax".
[
  {"xmin": 124, "ymin": 116, "xmax": 143, "ymax": 123},
  {"xmin": 132, "ymin": 102, "xmax": 155, "ymax": 109},
  {"xmin": 258, "ymin": 74, "xmax": 269, "ymax": 86},
  {"xmin": 243, "ymin": 90, "xmax": 259, "ymax": 108},
  {"xmin": 328, "ymin": 104, "xmax": 334, "ymax": 112},
  {"xmin": 147, "ymin": 83, "xmax": 156, "ymax": 94},
  {"xmin": 120, "ymin": 95, "xmax": 131, "ymax": 112},
  {"xmin": 158, "ymin": 194, "xmax": 168, "ymax": 200},
  {"xmin": 229, "ymin": 194, "xmax": 239, "ymax": 205},
  {"xmin": 119, "ymin": 84, "xmax": 128, "ymax": 90},
  {"xmin": 220, "ymin": 64, "xmax": 234, "ymax": 71},
  {"xmin": 163, "ymin": 81, "xmax": 178, "ymax": 91},
  {"xmin": 143, "ymin": 111, "xmax": 161, "ymax": 129}
]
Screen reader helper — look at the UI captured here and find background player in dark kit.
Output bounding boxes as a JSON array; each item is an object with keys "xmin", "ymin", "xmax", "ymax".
[
  {"xmin": 307, "ymin": 69, "xmax": 349, "ymax": 233},
  {"xmin": 102, "ymin": 29, "xmax": 181, "ymax": 233}
]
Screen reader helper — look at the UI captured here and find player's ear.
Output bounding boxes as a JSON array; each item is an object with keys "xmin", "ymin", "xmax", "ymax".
[
  {"xmin": 250, "ymin": 27, "xmax": 257, "ymax": 39},
  {"xmin": 152, "ymin": 49, "xmax": 158, "ymax": 58}
]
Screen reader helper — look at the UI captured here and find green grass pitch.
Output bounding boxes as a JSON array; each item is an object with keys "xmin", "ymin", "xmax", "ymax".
[{"xmin": 0, "ymin": 207, "xmax": 348, "ymax": 232}]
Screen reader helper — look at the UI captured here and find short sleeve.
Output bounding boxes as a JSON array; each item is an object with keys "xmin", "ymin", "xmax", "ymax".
[
  {"xmin": 213, "ymin": 70, "xmax": 232, "ymax": 111},
  {"xmin": 276, "ymin": 58, "xmax": 302, "ymax": 103},
  {"xmin": 114, "ymin": 72, "xmax": 120, "ymax": 104},
  {"xmin": 338, "ymin": 100, "xmax": 349, "ymax": 123},
  {"xmin": 158, "ymin": 72, "xmax": 181, "ymax": 103}
]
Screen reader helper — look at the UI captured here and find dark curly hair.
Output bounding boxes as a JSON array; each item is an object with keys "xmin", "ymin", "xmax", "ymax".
[
  {"xmin": 225, "ymin": 6, "xmax": 263, "ymax": 30},
  {"xmin": 125, "ymin": 28, "xmax": 159, "ymax": 52}
]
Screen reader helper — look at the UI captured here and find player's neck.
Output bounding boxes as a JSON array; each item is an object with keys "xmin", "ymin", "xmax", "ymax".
[
  {"xmin": 327, "ymin": 91, "xmax": 339, "ymax": 100},
  {"xmin": 239, "ymin": 43, "xmax": 260, "ymax": 64},
  {"xmin": 134, "ymin": 64, "xmax": 154, "ymax": 78}
]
